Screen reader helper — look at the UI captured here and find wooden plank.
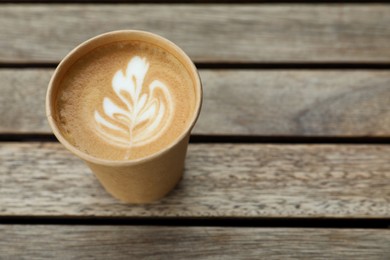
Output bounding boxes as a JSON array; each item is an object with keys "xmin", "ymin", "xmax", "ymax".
[
  {"xmin": 0, "ymin": 69, "xmax": 49, "ymax": 133},
  {"xmin": 1, "ymin": 142, "xmax": 389, "ymax": 218},
  {"xmin": 1, "ymin": 225, "xmax": 389, "ymax": 259},
  {"xmin": 1, "ymin": 5, "xmax": 390, "ymax": 63},
  {"xmin": 1, "ymin": 69, "xmax": 390, "ymax": 136}
]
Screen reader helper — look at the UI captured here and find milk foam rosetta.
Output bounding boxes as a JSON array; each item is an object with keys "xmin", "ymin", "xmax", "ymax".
[
  {"xmin": 55, "ymin": 41, "xmax": 196, "ymax": 160},
  {"xmin": 94, "ymin": 56, "xmax": 173, "ymax": 150}
]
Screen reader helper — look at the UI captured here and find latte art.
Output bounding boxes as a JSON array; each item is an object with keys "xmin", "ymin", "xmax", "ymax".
[
  {"xmin": 55, "ymin": 40, "xmax": 196, "ymax": 160},
  {"xmin": 94, "ymin": 56, "xmax": 173, "ymax": 152}
]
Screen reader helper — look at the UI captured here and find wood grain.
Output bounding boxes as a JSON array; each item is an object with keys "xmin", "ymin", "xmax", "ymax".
[
  {"xmin": 1, "ymin": 225, "xmax": 389, "ymax": 259},
  {"xmin": 1, "ymin": 69, "xmax": 390, "ymax": 136},
  {"xmin": 1, "ymin": 5, "xmax": 390, "ymax": 62},
  {"xmin": 1, "ymin": 142, "xmax": 389, "ymax": 218}
]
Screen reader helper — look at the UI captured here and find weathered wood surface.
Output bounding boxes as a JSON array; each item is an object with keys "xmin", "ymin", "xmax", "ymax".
[
  {"xmin": 1, "ymin": 5, "xmax": 390, "ymax": 63},
  {"xmin": 1, "ymin": 225, "xmax": 390, "ymax": 259},
  {"xmin": 1, "ymin": 142, "xmax": 389, "ymax": 218},
  {"xmin": 1, "ymin": 69, "xmax": 390, "ymax": 136}
]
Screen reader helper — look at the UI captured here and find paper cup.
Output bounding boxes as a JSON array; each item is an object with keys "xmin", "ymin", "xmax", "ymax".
[{"xmin": 46, "ymin": 30, "xmax": 202, "ymax": 203}]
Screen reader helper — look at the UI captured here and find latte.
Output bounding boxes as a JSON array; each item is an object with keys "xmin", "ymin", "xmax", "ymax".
[{"xmin": 54, "ymin": 40, "xmax": 197, "ymax": 160}]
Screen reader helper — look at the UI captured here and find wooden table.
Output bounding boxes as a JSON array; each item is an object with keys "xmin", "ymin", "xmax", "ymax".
[{"xmin": 1, "ymin": 1, "xmax": 390, "ymax": 259}]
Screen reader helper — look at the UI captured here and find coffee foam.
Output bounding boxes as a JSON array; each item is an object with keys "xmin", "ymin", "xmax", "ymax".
[{"xmin": 55, "ymin": 40, "xmax": 196, "ymax": 160}]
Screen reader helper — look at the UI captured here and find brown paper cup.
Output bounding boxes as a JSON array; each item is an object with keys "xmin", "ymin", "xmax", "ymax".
[{"xmin": 46, "ymin": 30, "xmax": 202, "ymax": 203}]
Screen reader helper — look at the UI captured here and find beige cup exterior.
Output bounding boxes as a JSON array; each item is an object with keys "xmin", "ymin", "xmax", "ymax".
[
  {"xmin": 87, "ymin": 134, "xmax": 190, "ymax": 203},
  {"xmin": 46, "ymin": 31, "xmax": 202, "ymax": 203}
]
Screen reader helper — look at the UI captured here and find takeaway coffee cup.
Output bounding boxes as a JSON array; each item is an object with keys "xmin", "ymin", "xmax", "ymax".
[{"xmin": 46, "ymin": 30, "xmax": 202, "ymax": 203}]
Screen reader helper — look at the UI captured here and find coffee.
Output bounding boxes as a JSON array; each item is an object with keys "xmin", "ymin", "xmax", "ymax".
[{"xmin": 54, "ymin": 40, "xmax": 197, "ymax": 160}]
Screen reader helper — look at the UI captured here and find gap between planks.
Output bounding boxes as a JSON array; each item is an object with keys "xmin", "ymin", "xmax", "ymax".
[
  {"xmin": 1, "ymin": 134, "xmax": 390, "ymax": 144},
  {"xmin": 0, "ymin": 216, "xmax": 390, "ymax": 229}
]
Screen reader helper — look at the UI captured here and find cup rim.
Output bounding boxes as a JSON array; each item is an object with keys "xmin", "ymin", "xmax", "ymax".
[{"xmin": 46, "ymin": 30, "xmax": 203, "ymax": 167}]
